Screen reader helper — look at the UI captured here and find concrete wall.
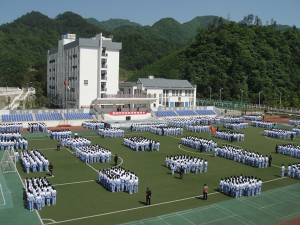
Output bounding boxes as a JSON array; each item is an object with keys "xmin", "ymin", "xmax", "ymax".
[{"xmin": 104, "ymin": 113, "xmax": 151, "ymax": 122}]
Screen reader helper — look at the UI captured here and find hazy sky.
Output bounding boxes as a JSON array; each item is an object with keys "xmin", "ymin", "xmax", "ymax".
[{"xmin": 1, "ymin": 0, "xmax": 299, "ymax": 27}]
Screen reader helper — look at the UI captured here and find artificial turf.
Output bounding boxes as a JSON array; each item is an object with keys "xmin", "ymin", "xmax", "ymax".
[{"xmin": 9, "ymin": 123, "xmax": 300, "ymax": 224}]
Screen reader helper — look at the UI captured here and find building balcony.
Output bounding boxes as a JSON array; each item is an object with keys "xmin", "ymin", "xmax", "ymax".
[
  {"xmin": 101, "ymin": 76, "xmax": 107, "ymax": 80},
  {"xmin": 101, "ymin": 64, "xmax": 107, "ymax": 69},
  {"xmin": 101, "ymin": 87, "xmax": 107, "ymax": 92},
  {"xmin": 101, "ymin": 53, "xmax": 108, "ymax": 57}
]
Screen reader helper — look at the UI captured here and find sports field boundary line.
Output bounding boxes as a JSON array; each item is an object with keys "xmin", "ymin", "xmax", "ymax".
[
  {"xmin": 213, "ymin": 204, "xmax": 248, "ymax": 225},
  {"xmin": 0, "ymin": 184, "xmax": 6, "ymax": 206},
  {"xmin": 42, "ymin": 176, "xmax": 291, "ymax": 224},
  {"xmin": 157, "ymin": 215, "xmax": 170, "ymax": 225},
  {"xmin": 52, "ymin": 180, "xmax": 95, "ymax": 186},
  {"xmin": 43, "ymin": 219, "xmax": 56, "ymax": 223},
  {"xmin": 178, "ymin": 144, "xmax": 213, "ymax": 156},
  {"xmin": 43, "ymin": 192, "xmax": 219, "ymax": 224},
  {"xmin": 176, "ymin": 212, "xmax": 194, "ymax": 225},
  {"xmin": 264, "ymin": 136, "xmax": 300, "ymax": 143},
  {"xmin": 237, "ymin": 198, "xmax": 287, "ymax": 220}
]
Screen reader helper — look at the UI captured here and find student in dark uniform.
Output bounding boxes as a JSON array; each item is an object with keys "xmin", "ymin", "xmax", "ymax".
[
  {"xmin": 180, "ymin": 166, "xmax": 183, "ymax": 179},
  {"xmin": 275, "ymin": 145, "xmax": 278, "ymax": 154},
  {"xmin": 56, "ymin": 141, "xmax": 60, "ymax": 151},
  {"xmin": 48, "ymin": 163, "xmax": 53, "ymax": 176},
  {"xmin": 114, "ymin": 154, "xmax": 118, "ymax": 166},
  {"xmin": 269, "ymin": 155, "xmax": 272, "ymax": 167},
  {"xmin": 146, "ymin": 187, "xmax": 151, "ymax": 205}
]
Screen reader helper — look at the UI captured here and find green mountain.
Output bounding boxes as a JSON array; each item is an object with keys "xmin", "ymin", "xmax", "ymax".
[
  {"xmin": 127, "ymin": 22, "xmax": 300, "ymax": 108},
  {"xmin": 85, "ymin": 18, "xmax": 141, "ymax": 31},
  {"xmin": 112, "ymin": 16, "xmax": 228, "ymax": 45},
  {"xmin": 0, "ymin": 11, "xmax": 183, "ymax": 106}
]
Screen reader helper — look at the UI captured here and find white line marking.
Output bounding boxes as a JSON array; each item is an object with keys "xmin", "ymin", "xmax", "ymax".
[
  {"xmin": 158, "ymin": 216, "xmax": 170, "ymax": 225},
  {"xmin": 178, "ymin": 144, "xmax": 213, "ymax": 156},
  {"xmin": 0, "ymin": 185, "xmax": 6, "ymax": 206},
  {"xmin": 214, "ymin": 204, "xmax": 253, "ymax": 225},
  {"xmin": 42, "ymin": 219, "xmax": 56, "ymax": 223},
  {"xmin": 53, "ymin": 180, "xmax": 95, "ymax": 186},
  {"xmin": 264, "ymin": 136, "xmax": 300, "ymax": 143},
  {"xmin": 263, "ymin": 177, "xmax": 287, "ymax": 183},
  {"xmin": 176, "ymin": 212, "xmax": 194, "ymax": 224}
]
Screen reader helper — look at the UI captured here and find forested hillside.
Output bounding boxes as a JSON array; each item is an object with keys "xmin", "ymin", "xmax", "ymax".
[
  {"xmin": 0, "ymin": 11, "xmax": 183, "ymax": 106},
  {"xmin": 128, "ymin": 21, "xmax": 300, "ymax": 108},
  {"xmin": 85, "ymin": 18, "xmax": 141, "ymax": 31}
]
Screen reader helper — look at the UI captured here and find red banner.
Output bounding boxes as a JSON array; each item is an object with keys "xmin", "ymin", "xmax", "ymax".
[
  {"xmin": 109, "ymin": 111, "xmax": 147, "ymax": 116},
  {"xmin": 210, "ymin": 125, "xmax": 216, "ymax": 134}
]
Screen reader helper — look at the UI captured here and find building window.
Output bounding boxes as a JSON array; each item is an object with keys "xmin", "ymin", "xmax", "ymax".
[
  {"xmin": 84, "ymin": 80, "xmax": 88, "ymax": 86},
  {"xmin": 154, "ymin": 94, "xmax": 156, "ymax": 98}
]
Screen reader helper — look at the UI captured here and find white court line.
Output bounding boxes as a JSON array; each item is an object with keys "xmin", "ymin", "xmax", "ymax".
[
  {"xmin": 271, "ymin": 164, "xmax": 282, "ymax": 168},
  {"xmin": 269, "ymin": 191, "xmax": 300, "ymax": 209},
  {"xmin": 263, "ymin": 177, "xmax": 287, "ymax": 183},
  {"xmin": 200, "ymin": 215, "xmax": 234, "ymax": 225},
  {"xmin": 0, "ymin": 185, "xmax": 6, "ymax": 206},
  {"xmin": 176, "ymin": 213, "xmax": 194, "ymax": 225},
  {"xmin": 158, "ymin": 216, "xmax": 170, "ymax": 225},
  {"xmin": 43, "ymin": 219, "xmax": 56, "ymax": 223},
  {"xmin": 53, "ymin": 180, "xmax": 95, "ymax": 186},
  {"xmin": 213, "ymin": 205, "xmax": 251, "ymax": 225},
  {"xmin": 237, "ymin": 198, "xmax": 286, "ymax": 220}
]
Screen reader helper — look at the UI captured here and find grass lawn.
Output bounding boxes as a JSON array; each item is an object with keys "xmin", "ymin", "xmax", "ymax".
[{"xmin": 14, "ymin": 124, "xmax": 300, "ymax": 224}]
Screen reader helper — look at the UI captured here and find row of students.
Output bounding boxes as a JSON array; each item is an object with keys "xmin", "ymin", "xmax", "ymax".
[
  {"xmin": 21, "ymin": 150, "xmax": 49, "ymax": 173},
  {"xmin": 251, "ymin": 121, "xmax": 276, "ymax": 128},
  {"xmin": 83, "ymin": 121, "xmax": 105, "ymax": 129},
  {"xmin": 186, "ymin": 125, "xmax": 210, "ymax": 133},
  {"xmin": 98, "ymin": 127, "xmax": 124, "ymax": 138},
  {"xmin": 219, "ymin": 116, "xmax": 245, "ymax": 123},
  {"xmin": 98, "ymin": 167, "xmax": 138, "ymax": 194},
  {"xmin": 181, "ymin": 136, "xmax": 217, "ymax": 152},
  {"xmin": 130, "ymin": 123, "xmax": 168, "ymax": 131},
  {"xmin": 264, "ymin": 128, "xmax": 296, "ymax": 139},
  {"xmin": 289, "ymin": 119, "xmax": 300, "ymax": 125},
  {"xmin": 61, "ymin": 137, "xmax": 91, "ymax": 150},
  {"xmin": 224, "ymin": 122, "xmax": 248, "ymax": 130},
  {"xmin": 164, "ymin": 117, "xmax": 220, "ymax": 127},
  {"xmin": 149, "ymin": 126, "xmax": 182, "ymax": 136},
  {"xmin": 0, "ymin": 123, "xmax": 23, "ymax": 132},
  {"xmin": 220, "ymin": 175, "xmax": 262, "ymax": 198},
  {"xmin": 28, "ymin": 122, "xmax": 47, "ymax": 132},
  {"xmin": 1, "ymin": 137, "xmax": 28, "ymax": 150},
  {"xmin": 75, "ymin": 145, "xmax": 111, "ymax": 163},
  {"xmin": 243, "ymin": 115, "xmax": 261, "ymax": 121},
  {"xmin": 215, "ymin": 146, "xmax": 270, "ymax": 168},
  {"xmin": 49, "ymin": 129, "xmax": 72, "ymax": 139},
  {"xmin": 278, "ymin": 144, "xmax": 300, "ymax": 158},
  {"xmin": 293, "ymin": 128, "xmax": 300, "ymax": 135},
  {"xmin": 0, "ymin": 131, "xmax": 21, "ymax": 141},
  {"xmin": 165, "ymin": 155, "xmax": 208, "ymax": 174},
  {"xmin": 281, "ymin": 163, "xmax": 300, "ymax": 178},
  {"xmin": 25, "ymin": 177, "xmax": 56, "ymax": 211},
  {"xmin": 214, "ymin": 130, "xmax": 245, "ymax": 142},
  {"xmin": 124, "ymin": 136, "xmax": 160, "ymax": 151}
]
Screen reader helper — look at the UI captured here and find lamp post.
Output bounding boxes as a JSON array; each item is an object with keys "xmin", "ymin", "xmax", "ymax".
[
  {"xmin": 5, "ymin": 81, "xmax": 7, "ymax": 90},
  {"xmin": 219, "ymin": 88, "xmax": 223, "ymax": 101},
  {"xmin": 259, "ymin": 90, "xmax": 263, "ymax": 109},
  {"xmin": 208, "ymin": 86, "xmax": 212, "ymax": 103},
  {"xmin": 240, "ymin": 89, "xmax": 243, "ymax": 101},
  {"xmin": 278, "ymin": 91, "xmax": 282, "ymax": 108}
]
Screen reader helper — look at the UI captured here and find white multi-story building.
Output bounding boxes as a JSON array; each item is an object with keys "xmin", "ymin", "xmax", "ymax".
[
  {"xmin": 46, "ymin": 33, "xmax": 122, "ymax": 108},
  {"xmin": 119, "ymin": 76, "xmax": 197, "ymax": 108}
]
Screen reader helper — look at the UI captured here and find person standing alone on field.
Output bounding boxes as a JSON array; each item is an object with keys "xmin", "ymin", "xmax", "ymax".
[
  {"xmin": 146, "ymin": 187, "xmax": 151, "ymax": 205},
  {"xmin": 49, "ymin": 163, "xmax": 53, "ymax": 176},
  {"xmin": 114, "ymin": 154, "xmax": 118, "ymax": 166},
  {"xmin": 203, "ymin": 184, "xmax": 209, "ymax": 200},
  {"xmin": 57, "ymin": 141, "xmax": 60, "ymax": 151}
]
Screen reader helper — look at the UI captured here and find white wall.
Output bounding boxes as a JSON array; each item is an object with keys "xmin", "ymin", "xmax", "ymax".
[
  {"xmin": 106, "ymin": 49, "xmax": 119, "ymax": 94},
  {"xmin": 79, "ymin": 47, "xmax": 98, "ymax": 107}
]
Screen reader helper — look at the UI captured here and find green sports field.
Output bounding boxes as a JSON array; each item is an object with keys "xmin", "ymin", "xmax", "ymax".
[{"xmin": 2, "ymin": 123, "xmax": 300, "ymax": 225}]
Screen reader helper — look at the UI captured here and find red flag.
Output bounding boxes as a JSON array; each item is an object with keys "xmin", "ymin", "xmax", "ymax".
[
  {"xmin": 64, "ymin": 80, "xmax": 67, "ymax": 87},
  {"xmin": 210, "ymin": 125, "xmax": 216, "ymax": 134}
]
